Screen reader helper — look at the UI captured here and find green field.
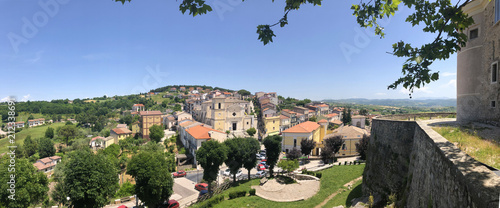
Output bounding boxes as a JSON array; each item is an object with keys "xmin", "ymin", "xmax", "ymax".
[
  {"xmin": 0, "ymin": 122, "xmax": 65, "ymax": 153},
  {"xmin": 194, "ymin": 164, "xmax": 365, "ymax": 208},
  {"xmin": 433, "ymin": 126, "xmax": 500, "ymax": 169},
  {"xmin": 321, "ymin": 179, "xmax": 363, "ymax": 208}
]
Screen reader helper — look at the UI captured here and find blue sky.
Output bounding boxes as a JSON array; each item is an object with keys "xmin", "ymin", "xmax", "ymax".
[{"xmin": 0, "ymin": 0, "xmax": 457, "ymax": 101}]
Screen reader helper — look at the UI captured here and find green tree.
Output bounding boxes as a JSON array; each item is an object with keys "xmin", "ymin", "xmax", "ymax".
[
  {"xmin": 128, "ymin": 150, "xmax": 174, "ymax": 208},
  {"xmin": 359, "ymin": 109, "xmax": 368, "ymax": 116},
  {"xmin": 45, "ymin": 127, "xmax": 54, "ymax": 139},
  {"xmin": 23, "ymin": 135, "xmax": 38, "ymax": 157},
  {"xmin": 308, "ymin": 116, "xmax": 317, "ymax": 122},
  {"xmin": 173, "ymin": 104, "xmax": 182, "ymax": 112},
  {"xmin": 277, "ymin": 159, "xmax": 299, "ymax": 177},
  {"xmin": 196, "ymin": 140, "xmax": 228, "ymax": 193},
  {"xmin": 246, "ymin": 127, "xmax": 256, "ymax": 137},
  {"xmin": 102, "ymin": 144, "xmax": 121, "ymax": 158},
  {"xmin": 286, "ymin": 147, "xmax": 301, "ymax": 160},
  {"xmin": 300, "ymin": 139, "xmax": 316, "ymax": 158},
  {"xmin": 61, "ymin": 149, "xmax": 119, "ymax": 208},
  {"xmin": 57, "ymin": 124, "xmax": 78, "ymax": 145},
  {"xmin": 27, "ymin": 114, "xmax": 34, "ymax": 120},
  {"xmin": 356, "ymin": 134, "xmax": 369, "ymax": 160},
  {"xmin": 0, "ymin": 158, "xmax": 49, "ymax": 208},
  {"xmin": 149, "ymin": 124, "xmax": 165, "ymax": 143},
  {"xmin": 237, "ymin": 89, "xmax": 251, "ymax": 96},
  {"xmin": 102, "ymin": 129, "xmax": 111, "ymax": 137},
  {"xmin": 38, "ymin": 137, "xmax": 56, "ymax": 158},
  {"xmin": 242, "ymin": 137, "xmax": 260, "ymax": 180},
  {"xmin": 223, "ymin": 138, "xmax": 246, "ymax": 182},
  {"xmin": 263, "ymin": 135, "xmax": 282, "ymax": 176},
  {"xmin": 322, "ymin": 135, "xmax": 344, "ymax": 163},
  {"xmin": 342, "ymin": 108, "xmax": 352, "ymax": 125}
]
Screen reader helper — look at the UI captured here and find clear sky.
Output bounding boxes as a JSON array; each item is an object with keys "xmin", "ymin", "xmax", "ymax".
[{"xmin": 0, "ymin": 0, "xmax": 457, "ymax": 101}]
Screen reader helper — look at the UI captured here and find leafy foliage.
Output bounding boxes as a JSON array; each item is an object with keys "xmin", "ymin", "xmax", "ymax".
[
  {"xmin": 115, "ymin": 181, "xmax": 135, "ymax": 198},
  {"xmin": 128, "ymin": 149, "xmax": 174, "ymax": 208},
  {"xmin": 277, "ymin": 159, "xmax": 299, "ymax": 175},
  {"xmin": 242, "ymin": 137, "xmax": 260, "ymax": 180},
  {"xmin": 322, "ymin": 135, "xmax": 344, "ymax": 163},
  {"xmin": 57, "ymin": 124, "xmax": 78, "ymax": 145},
  {"xmin": 356, "ymin": 134, "xmax": 369, "ymax": 160},
  {"xmin": 263, "ymin": 135, "xmax": 282, "ymax": 176},
  {"xmin": 286, "ymin": 147, "xmax": 302, "ymax": 160},
  {"xmin": 23, "ymin": 135, "xmax": 38, "ymax": 157},
  {"xmin": 45, "ymin": 127, "xmax": 54, "ymax": 139},
  {"xmin": 38, "ymin": 137, "xmax": 56, "ymax": 158},
  {"xmin": 224, "ymin": 138, "xmax": 246, "ymax": 182},
  {"xmin": 300, "ymin": 139, "xmax": 316, "ymax": 157},
  {"xmin": 246, "ymin": 127, "xmax": 256, "ymax": 137},
  {"xmin": 196, "ymin": 140, "xmax": 228, "ymax": 192},
  {"xmin": 149, "ymin": 124, "xmax": 165, "ymax": 143},
  {"xmin": 0, "ymin": 158, "xmax": 49, "ymax": 208}
]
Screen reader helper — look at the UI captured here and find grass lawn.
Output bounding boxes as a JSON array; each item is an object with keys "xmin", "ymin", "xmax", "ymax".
[
  {"xmin": 321, "ymin": 179, "xmax": 363, "ymax": 208},
  {"xmin": 0, "ymin": 122, "xmax": 65, "ymax": 153},
  {"xmin": 433, "ymin": 126, "xmax": 500, "ymax": 169},
  {"xmin": 194, "ymin": 164, "xmax": 365, "ymax": 208}
]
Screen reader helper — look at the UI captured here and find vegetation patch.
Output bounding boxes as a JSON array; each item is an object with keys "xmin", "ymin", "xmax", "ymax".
[
  {"xmin": 433, "ymin": 126, "xmax": 500, "ymax": 169},
  {"xmin": 321, "ymin": 179, "xmax": 363, "ymax": 208}
]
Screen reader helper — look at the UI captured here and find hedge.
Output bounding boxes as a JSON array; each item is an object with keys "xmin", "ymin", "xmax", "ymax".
[
  {"xmin": 228, "ymin": 190, "xmax": 247, "ymax": 199},
  {"xmin": 249, "ymin": 189, "xmax": 256, "ymax": 196}
]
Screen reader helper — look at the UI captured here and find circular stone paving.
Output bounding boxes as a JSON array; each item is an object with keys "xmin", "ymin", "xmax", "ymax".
[{"xmin": 252, "ymin": 176, "xmax": 320, "ymax": 202}]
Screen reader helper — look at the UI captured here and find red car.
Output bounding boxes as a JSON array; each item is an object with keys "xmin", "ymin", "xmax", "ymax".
[
  {"xmin": 173, "ymin": 170, "xmax": 186, "ymax": 178},
  {"xmin": 257, "ymin": 164, "xmax": 266, "ymax": 171},
  {"xmin": 160, "ymin": 200, "xmax": 179, "ymax": 208},
  {"xmin": 194, "ymin": 183, "xmax": 208, "ymax": 191}
]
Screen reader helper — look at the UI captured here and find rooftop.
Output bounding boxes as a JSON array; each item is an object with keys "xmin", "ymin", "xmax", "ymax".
[{"xmin": 282, "ymin": 121, "xmax": 320, "ymax": 133}]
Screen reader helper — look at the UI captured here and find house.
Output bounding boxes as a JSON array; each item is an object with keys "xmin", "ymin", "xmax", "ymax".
[
  {"xmin": 163, "ymin": 115, "xmax": 176, "ymax": 130},
  {"xmin": 33, "ymin": 156, "xmax": 61, "ymax": 176},
  {"xmin": 293, "ymin": 106, "xmax": 311, "ymax": 118},
  {"xmin": 170, "ymin": 87, "xmax": 177, "ymax": 92},
  {"xmin": 184, "ymin": 125, "xmax": 226, "ymax": 165},
  {"xmin": 262, "ymin": 108, "xmax": 277, "ymax": 118},
  {"xmin": 255, "ymin": 92, "xmax": 266, "ymax": 98},
  {"xmin": 132, "ymin": 104, "xmax": 145, "ymax": 112},
  {"xmin": 279, "ymin": 115, "xmax": 291, "ymax": 132},
  {"xmin": 180, "ymin": 87, "xmax": 186, "ymax": 91},
  {"xmin": 116, "ymin": 124, "xmax": 128, "ymax": 129},
  {"xmin": 306, "ymin": 103, "xmax": 330, "ymax": 116},
  {"xmin": 328, "ymin": 125, "xmax": 369, "ymax": 157},
  {"xmin": 89, "ymin": 136, "xmax": 115, "ymax": 149},
  {"xmin": 264, "ymin": 116, "xmax": 280, "ymax": 137},
  {"xmin": 457, "ymin": 0, "xmax": 500, "ymax": 123},
  {"xmin": 27, "ymin": 118, "xmax": 45, "ymax": 127},
  {"xmin": 281, "ymin": 121, "xmax": 328, "ymax": 156},
  {"xmin": 351, "ymin": 115, "xmax": 366, "ymax": 129},
  {"xmin": 192, "ymin": 97, "xmax": 256, "ymax": 132},
  {"xmin": 281, "ymin": 109, "xmax": 299, "ymax": 126},
  {"xmin": 325, "ymin": 113, "xmax": 341, "ymax": 122},
  {"xmin": 175, "ymin": 111, "xmax": 193, "ymax": 122},
  {"xmin": 110, "ymin": 128, "xmax": 132, "ymax": 143},
  {"xmin": 131, "ymin": 121, "xmax": 140, "ymax": 134},
  {"xmin": 139, "ymin": 111, "xmax": 163, "ymax": 139},
  {"xmin": 178, "ymin": 119, "xmax": 203, "ymax": 148},
  {"xmin": 7, "ymin": 121, "xmax": 25, "ymax": 129}
]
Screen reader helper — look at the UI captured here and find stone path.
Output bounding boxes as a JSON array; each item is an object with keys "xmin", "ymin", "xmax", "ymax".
[
  {"xmin": 313, "ymin": 176, "xmax": 362, "ymax": 208},
  {"xmin": 252, "ymin": 178, "xmax": 320, "ymax": 202}
]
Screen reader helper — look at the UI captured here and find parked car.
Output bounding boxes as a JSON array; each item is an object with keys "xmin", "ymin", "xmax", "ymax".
[
  {"xmin": 257, "ymin": 164, "xmax": 266, "ymax": 171},
  {"xmin": 230, "ymin": 169, "xmax": 242, "ymax": 178},
  {"xmin": 160, "ymin": 200, "xmax": 179, "ymax": 208},
  {"xmin": 172, "ymin": 170, "xmax": 186, "ymax": 178},
  {"xmin": 194, "ymin": 183, "xmax": 208, "ymax": 191},
  {"xmin": 223, "ymin": 169, "xmax": 231, "ymax": 176},
  {"xmin": 255, "ymin": 171, "xmax": 266, "ymax": 178},
  {"xmin": 198, "ymin": 189, "xmax": 213, "ymax": 200},
  {"xmin": 260, "ymin": 150, "xmax": 266, "ymax": 155},
  {"xmin": 260, "ymin": 161, "xmax": 269, "ymax": 169}
]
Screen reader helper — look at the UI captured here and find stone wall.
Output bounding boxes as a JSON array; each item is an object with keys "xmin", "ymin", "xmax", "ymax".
[{"xmin": 363, "ymin": 118, "xmax": 500, "ymax": 207}]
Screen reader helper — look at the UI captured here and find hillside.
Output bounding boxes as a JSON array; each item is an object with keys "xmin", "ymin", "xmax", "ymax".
[{"xmin": 323, "ymin": 98, "xmax": 456, "ymax": 108}]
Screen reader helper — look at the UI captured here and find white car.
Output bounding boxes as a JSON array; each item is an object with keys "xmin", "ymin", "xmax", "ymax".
[
  {"xmin": 223, "ymin": 169, "xmax": 231, "ymax": 176},
  {"xmin": 230, "ymin": 169, "xmax": 242, "ymax": 178},
  {"xmin": 255, "ymin": 171, "xmax": 266, "ymax": 178},
  {"xmin": 256, "ymin": 154, "xmax": 265, "ymax": 160}
]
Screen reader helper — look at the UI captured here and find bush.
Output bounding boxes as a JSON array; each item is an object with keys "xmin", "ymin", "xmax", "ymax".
[
  {"xmin": 178, "ymin": 147, "xmax": 186, "ymax": 154},
  {"xmin": 204, "ymin": 195, "xmax": 224, "ymax": 207},
  {"xmin": 339, "ymin": 162, "xmax": 341, "ymax": 166},
  {"xmin": 115, "ymin": 181, "xmax": 135, "ymax": 198},
  {"xmin": 315, "ymin": 172, "xmax": 322, "ymax": 178},
  {"xmin": 344, "ymin": 161, "xmax": 348, "ymax": 165},
  {"xmin": 350, "ymin": 161, "xmax": 353, "ymax": 165},
  {"xmin": 228, "ymin": 190, "xmax": 247, "ymax": 199},
  {"xmin": 249, "ymin": 189, "xmax": 256, "ymax": 196},
  {"xmin": 301, "ymin": 168, "xmax": 308, "ymax": 174}
]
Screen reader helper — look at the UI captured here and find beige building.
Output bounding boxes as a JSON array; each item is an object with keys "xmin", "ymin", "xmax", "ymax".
[
  {"xmin": 351, "ymin": 115, "xmax": 366, "ymax": 129},
  {"xmin": 282, "ymin": 121, "xmax": 328, "ymax": 156},
  {"xmin": 329, "ymin": 125, "xmax": 368, "ymax": 157},
  {"xmin": 110, "ymin": 128, "xmax": 132, "ymax": 143},
  {"xmin": 194, "ymin": 97, "xmax": 256, "ymax": 132},
  {"xmin": 457, "ymin": 0, "xmax": 500, "ymax": 123},
  {"xmin": 184, "ymin": 125, "xmax": 226, "ymax": 164},
  {"xmin": 139, "ymin": 111, "xmax": 163, "ymax": 139}
]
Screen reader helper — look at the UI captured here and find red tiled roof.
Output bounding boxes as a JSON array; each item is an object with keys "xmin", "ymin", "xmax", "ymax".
[
  {"xmin": 112, "ymin": 128, "xmax": 132, "ymax": 135},
  {"xmin": 325, "ymin": 113, "xmax": 339, "ymax": 118},
  {"xmin": 133, "ymin": 104, "xmax": 145, "ymax": 107},
  {"xmin": 331, "ymin": 120, "xmax": 343, "ymax": 125},
  {"xmin": 39, "ymin": 158, "xmax": 52, "ymax": 164},
  {"xmin": 131, "ymin": 112, "xmax": 139, "ymax": 115},
  {"xmin": 318, "ymin": 119, "xmax": 328, "ymax": 123},
  {"xmin": 280, "ymin": 115, "xmax": 289, "ymax": 119},
  {"xmin": 186, "ymin": 125, "xmax": 224, "ymax": 140},
  {"xmin": 139, "ymin": 111, "xmax": 162, "ymax": 116},
  {"xmin": 91, "ymin": 136, "xmax": 105, "ymax": 141},
  {"xmin": 282, "ymin": 121, "xmax": 320, "ymax": 133}
]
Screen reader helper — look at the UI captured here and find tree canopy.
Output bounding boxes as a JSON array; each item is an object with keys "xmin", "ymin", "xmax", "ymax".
[
  {"xmin": 149, "ymin": 124, "xmax": 165, "ymax": 143},
  {"xmin": 286, "ymin": 147, "xmax": 302, "ymax": 160},
  {"xmin": 38, "ymin": 137, "xmax": 56, "ymax": 158},
  {"xmin": 263, "ymin": 135, "xmax": 282, "ymax": 176},
  {"xmin": 224, "ymin": 138, "xmax": 246, "ymax": 182},
  {"xmin": 300, "ymin": 139, "xmax": 316, "ymax": 157},
  {"xmin": 115, "ymin": 0, "xmax": 475, "ymax": 96},
  {"xmin": 196, "ymin": 140, "xmax": 228, "ymax": 192},
  {"xmin": 242, "ymin": 137, "xmax": 260, "ymax": 180},
  {"xmin": 57, "ymin": 124, "xmax": 79, "ymax": 145},
  {"xmin": 45, "ymin": 127, "xmax": 54, "ymax": 139},
  {"xmin": 356, "ymin": 134, "xmax": 370, "ymax": 160}
]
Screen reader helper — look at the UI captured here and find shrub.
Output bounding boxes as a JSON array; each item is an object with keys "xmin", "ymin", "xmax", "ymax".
[
  {"xmin": 350, "ymin": 161, "xmax": 353, "ymax": 165},
  {"xmin": 205, "ymin": 195, "xmax": 224, "ymax": 207},
  {"xmin": 301, "ymin": 168, "xmax": 308, "ymax": 174},
  {"xmin": 339, "ymin": 162, "xmax": 341, "ymax": 166},
  {"xmin": 344, "ymin": 161, "xmax": 348, "ymax": 165},
  {"xmin": 228, "ymin": 190, "xmax": 247, "ymax": 199},
  {"xmin": 249, "ymin": 189, "xmax": 256, "ymax": 196},
  {"xmin": 315, "ymin": 172, "xmax": 322, "ymax": 178}
]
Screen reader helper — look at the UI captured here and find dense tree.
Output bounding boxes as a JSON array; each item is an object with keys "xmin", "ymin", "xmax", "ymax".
[
  {"xmin": 0, "ymin": 158, "xmax": 49, "ymax": 208},
  {"xmin": 342, "ymin": 108, "xmax": 352, "ymax": 125},
  {"xmin": 23, "ymin": 135, "xmax": 38, "ymax": 157},
  {"xmin": 277, "ymin": 159, "xmax": 299, "ymax": 177},
  {"xmin": 128, "ymin": 149, "xmax": 174, "ymax": 208},
  {"xmin": 196, "ymin": 140, "xmax": 228, "ymax": 193},
  {"xmin": 27, "ymin": 114, "xmax": 34, "ymax": 120},
  {"xmin": 300, "ymin": 139, "xmax": 316, "ymax": 157},
  {"xmin": 223, "ymin": 138, "xmax": 246, "ymax": 182},
  {"xmin": 45, "ymin": 127, "xmax": 54, "ymax": 139},
  {"xmin": 286, "ymin": 147, "xmax": 301, "ymax": 160},
  {"xmin": 263, "ymin": 135, "xmax": 282, "ymax": 176},
  {"xmin": 320, "ymin": 146, "xmax": 334, "ymax": 164},
  {"xmin": 356, "ymin": 134, "xmax": 369, "ymax": 160},
  {"xmin": 38, "ymin": 137, "xmax": 56, "ymax": 158},
  {"xmin": 57, "ymin": 124, "xmax": 78, "ymax": 145},
  {"xmin": 246, "ymin": 127, "xmax": 256, "ymax": 137},
  {"xmin": 359, "ymin": 109, "xmax": 368, "ymax": 116},
  {"xmin": 60, "ymin": 149, "xmax": 119, "ymax": 208},
  {"xmin": 102, "ymin": 144, "xmax": 121, "ymax": 158},
  {"xmin": 237, "ymin": 89, "xmax": 251, "ymax": 96},
  {"xmin": 242, "ymin": 137, "xmax": 260, "ymax": 180},
  {"xmin": 308, "ymin": 116, "xmax": 317, "ymax": 122},
  {"xmin": 149, "ymin": 124, "xmax": 165, "ymax": 143},
  {"xmin": 322, "ymin": 135, "xmax": 344, "ymax": 163}
]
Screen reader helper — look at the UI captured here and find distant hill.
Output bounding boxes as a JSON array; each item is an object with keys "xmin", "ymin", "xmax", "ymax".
[{"xmin": 322, "ymin": 98, "xmax": 456, "ymax": 108}]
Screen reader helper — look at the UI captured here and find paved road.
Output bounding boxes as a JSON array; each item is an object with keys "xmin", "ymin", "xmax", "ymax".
[{"xmin": 186, "ymin": 170, "xmax": 203, "ymax": 183}]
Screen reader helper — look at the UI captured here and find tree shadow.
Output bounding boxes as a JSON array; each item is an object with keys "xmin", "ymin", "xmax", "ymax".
[{"xmin": 346, "ymin": 183, "xmax": 363, "ymax": 207}]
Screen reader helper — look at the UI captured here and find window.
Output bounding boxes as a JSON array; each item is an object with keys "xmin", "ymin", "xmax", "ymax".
[
  {"xmin": 273, "ymin": 120, "xmax": 275, "ymax": 124},
  {"xmin": 492, "ymin": 62, "xmax": 498, "ymax": 83},
  {"xmin": 294, "ymin": 139, "xmax": 297, "ymax": 147},
  {"xmin": 492, "ymin": 101, "xmax": 496, "ymax": 108},
  {"xmin": 342, "ymin": 144, "xmax": 346, "ymax": 150},
  {"xmin": 218, "ymin": 103, "xmax": 221, "ymax": 109},
  {"xmin": 232, "ymin": 112, "xmax": 236, "ymax": 116},
  {"xmin": 469, "ymin": 28, "xmax": 478, "ymax": 40},
  {"xmin": 496, "ymin": 0, "xmax": 500, "ymax": 22}
]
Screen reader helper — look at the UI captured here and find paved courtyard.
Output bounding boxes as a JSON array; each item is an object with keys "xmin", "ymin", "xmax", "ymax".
[{"xmin": 252, "ymin": 177, "xmax": 320, "ymax": 202}]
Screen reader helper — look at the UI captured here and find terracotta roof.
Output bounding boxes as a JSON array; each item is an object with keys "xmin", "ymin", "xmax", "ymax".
[
  {"xmin": 91, "ymin": 136, "xmax": 105, "ymax": 141},
  {"xmin": 186, "ymin": 125, "xmax": 223, "ymax": 140},
  {"xmin": 352, "ymin": 115, "xmax": 366, "ymax": 119},
  {"xmin": 131, "ymin": 112, "xmax": 139, "ymax": 115},
  {"xmin": 179, "ymin": 120, "xmax": 195, "ymax": 127},
  {"xmin": 318, "ymin": 119, "xmax": 328, "ymax": 123},
  {"xmin": 111, "ymin": 128, "xmax": 132, "ymax": 135},
  {"xmin": 33, "ymin": 162, "xmax": 47, "ymax": 170},
  {"xmin": 28, "ymin": 118, "xmax": 45, "ymax": 122},
  {"xmin": 282, "ymin": 121, "xmax": 320, "ymax": 133},
  {"xmin": 309, "ymin": 110, "xmax": 315, "ymax": 113},
  {"xmin": 116, "ymin": 124, "xmax": 127, "ymax": 128},
  {"xmin": 331, "ymin": 120, "xmax": 343, "ymax": 125},
  {"xmin": 39, "ymin": 158, "xmax": 52, "ymax": 164},
  {"xmin": 280, "ymin": 115, "xmax": 290, "ymax": 119},
  {"xmin": 133, "ymin": 104, "xmax": 144, "ymax": 107},
  {"xmin": 50, "ymin": 156, "xmax": 61, "ymax": 160},
  {"xmin": 139, "ymin": 111, "xmax": 162, "ymax": 116},
  {"xmin": 318, "ymin": 104, "xmax": 329, "ymax": 107},
  {"xmin": 330, "ymin": 125, "xmax": 368, "ymax": 138}
]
